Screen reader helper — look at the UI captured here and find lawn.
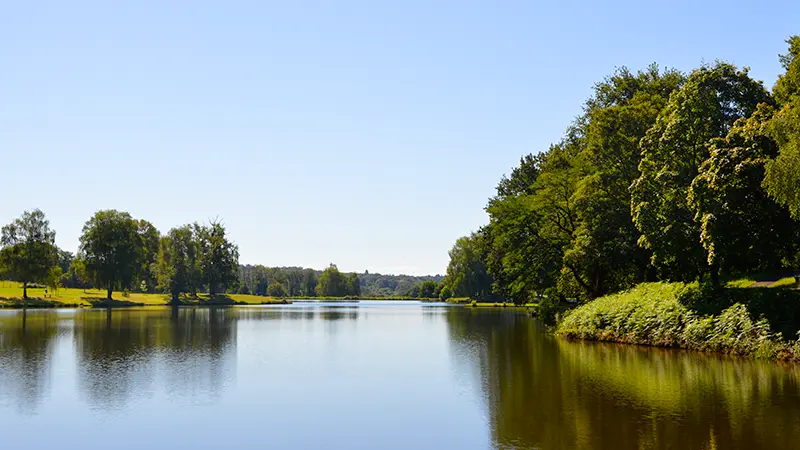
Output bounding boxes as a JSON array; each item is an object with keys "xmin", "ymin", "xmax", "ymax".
[{"xmin": 0, "ymin": 281, "xmax": 287, "ymax": 307}]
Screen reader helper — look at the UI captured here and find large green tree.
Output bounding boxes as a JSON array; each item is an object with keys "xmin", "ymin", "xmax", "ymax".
[
  {"xmin": 0, "ymin": 209, "xmax": 58, "ymax": 299},
  {"xmin": 690, "ymin": 104, "xmax": 798, "ymax": 279},
  {"xmin": 196, "ymin": 220, "xmax": 239, "ymax": 297},
  {"xmin": 79, "ymin": 210, "xmax": 143, "ymax": 300},
  {"xmin": 764, "ymin": 36, "xmax": 800, "ymax": 218},
  {"xmin": 631, "ymin": 62, "xmax": 770, "ymax": 281},
  {"xmin": 568, "ymin": 65, "xmax": 684, "ymax": 294}
]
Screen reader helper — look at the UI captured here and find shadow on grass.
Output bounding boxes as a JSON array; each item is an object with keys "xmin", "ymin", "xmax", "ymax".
[
  {"xmin": 84, "ymin": 298, "xmax": 146, "ymax": 308},
  {"xmin": 0, "ymin": 297, "xmax": 83, "ymax": 308},
  {"xmin": 168, "ymin": 294, "xmax": 246, "ymax": 306}
]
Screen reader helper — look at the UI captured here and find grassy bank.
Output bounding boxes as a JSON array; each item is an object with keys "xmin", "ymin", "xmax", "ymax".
[
  {"xmin": 556, "ymin": 282, "xmax": 800, "ymax": 361},
  {"xmin": 0, "ymin": 282, "xmax": 288, "ymax": 308}
]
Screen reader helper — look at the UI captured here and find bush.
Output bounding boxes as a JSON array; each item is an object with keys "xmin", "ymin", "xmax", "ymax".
[{"xmin": 557, "ymin": 282, "xmax": 800, "ymax": 360}]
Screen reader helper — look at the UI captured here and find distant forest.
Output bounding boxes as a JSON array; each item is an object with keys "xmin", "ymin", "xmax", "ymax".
[{"xmin": 237, "ymin": 264, "xmax": 444, "ymax": 298}]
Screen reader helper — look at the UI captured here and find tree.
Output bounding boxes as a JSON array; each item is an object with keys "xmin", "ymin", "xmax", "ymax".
[
  {"xmin": 157, "ymin": 225, "xmax": 201, "ymax": 302},
  {"xmin": 439, "ymin": 285, "xmax": 453, "ymax": 301},
  {"xmin": 267, "ymin": 281, "xmax": 288, "ymax": 297},
  {"xmin": 631, "ymin": 62, "xmax": 770, "ymax": 281},
  {"xmin": 419, "ymin": 280, "xmax": 437, "ymax": 298},
  {"xmin": 46, "ymin": 266, "xmax": 62, "ymax": 296},
  {"xmin": 764, "ymin": 36, "xmax": 800, "ymax": 218},
  {"xmin": 285, "ymin": 269, "xmax": 304, "ymax": 296},
  {"xmin": 301, "ymin": 268, "xmax": 317, "ymax": 297},
  {"xmin": 137, "ymin": 219, "xmax": 160, "ymax": 292},
  {"xmin": 316, "ymin": 264, "xmax": 346, "ymax": 297},
  {"xmin": 196, "ymin": 220, "xmax": 239, "ymax": 297},
  {"xmin": 689, "ymin": 104, "xmax": 798, "ymax": 280},
  {"xmin": 79, "ymin": 210, "xmax": 143, "ymax": 300},
  {"xmin": 443, "ymin": 231, "xmax": 494, "ymax": 301},
  {"xmin": 68, "ymin": 258, "xmax": 91, "ymax": 292},
  {"xmin": 345, "ymin": 272, "xmax": 361, "ymax": 296},
  {"xmin": 0, "ymin": 209, "xmax": 58, "ymax": 300},
  {"xmin": 568, "ymin": 65, "xmax": 684, "ymax": 295}
]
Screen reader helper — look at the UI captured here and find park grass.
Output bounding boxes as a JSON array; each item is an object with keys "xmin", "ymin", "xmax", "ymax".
[
  {"xmin": 556, "ymin": 282, "xmax": 800, "ymax": 361},
  {"xmin": 0, "ymin": 281, "xmax": 288, "ymax": 308}
]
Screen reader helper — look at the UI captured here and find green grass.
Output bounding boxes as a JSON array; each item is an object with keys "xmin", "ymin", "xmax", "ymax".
[
  {"xmin": 0, "ymin": 282, "xmax": 288, "ymax": 307},
  {"xmin": 557, "ymin": 282, "xmax": 800, "ymax": 361}
]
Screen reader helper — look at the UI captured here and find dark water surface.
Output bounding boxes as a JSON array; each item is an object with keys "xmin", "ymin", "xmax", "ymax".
[{"xmin": 1, "ymin": 302, "xmax": 800, "ymax": 449}]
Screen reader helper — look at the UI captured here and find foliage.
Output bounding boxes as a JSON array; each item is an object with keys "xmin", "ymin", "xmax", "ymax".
[
  {"xmin": 418, "ymin": 280, "xmax": 437, "ymax": 298},
  {"xmin": 558, "ymin": 282, "xmax": 800, "ymax": 360},
  {"xmin": 136, "ymin": 219, "xmax": 160, "ymax": 292},
  {"xmin": 267, "ymin": 281, "xmax": 288, "ymax": 297},
  {"xmin": 157, "ymin": 225, "xmax": 201, "ymax": 302},
  {"xmin": 763, "ymin": 37, "xmax": 800, "ymax": 219},
  {"xmin": 315, "ymin": 264, "xmax": 360, "ymax": 297},
  {"xmin": 442, "ymin": 231, "xmax": 495, "ymax": 301},
  {"xmin": 689, "ymin": 104, "xmax": 799, "ymax": 277},
  {"xmin": 0, "ymin": 209, "xmax": 58, "ymax": 299},
  {"xmin": 79, "ymin": 210, "xmax": 143, "ymax": 300},
  {"xmin": 632, "ymin": 63, "xmax": 771, "ymax": 282},
  {"xmin": 46, "ymin": 266, "xmax": 62, "ymax": 295},
  {"xmin": 195, "ymin": 220, "xmax": 239, "ymax": 296}
]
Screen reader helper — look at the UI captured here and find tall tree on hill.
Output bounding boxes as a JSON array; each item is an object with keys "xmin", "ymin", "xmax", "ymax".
[
  {"xmin": 0, "ymin": 209, "xmax": 58, "ymax": 300},
  {"xmin": 196, "ymin": 220, "xmax": 239, "ymax": 297},
  {"xmin": 79, "ymin": 210, "xmax": 143, "ymax": 300},
  {"xmin": 631, "ymin": 62, "xmax": 770, "ymax": 282}
]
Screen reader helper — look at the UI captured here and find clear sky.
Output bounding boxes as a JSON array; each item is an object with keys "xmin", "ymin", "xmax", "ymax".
[{"xmin": 2, "ymin": 1, "xmax": 798, "ymax": 275}]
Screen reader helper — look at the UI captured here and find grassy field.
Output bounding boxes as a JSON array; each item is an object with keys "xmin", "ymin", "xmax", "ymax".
[{"xmin": 0, "ymin": 281, "xmax": 288, "ymax": 307}]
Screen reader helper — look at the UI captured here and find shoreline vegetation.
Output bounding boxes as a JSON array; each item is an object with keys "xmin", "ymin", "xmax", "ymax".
[
  {"xmin": 556, "ymin": 282, "xmax": 800, "ymax": 362},
  {"xmin": 432, "ymin": 36, "xmax": 800, "ymax": 363},
  {"xmin": 0, "ymin": 283, "xmax": 448, "ymax": 309}
]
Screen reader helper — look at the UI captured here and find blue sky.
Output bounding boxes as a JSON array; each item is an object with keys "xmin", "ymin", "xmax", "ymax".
[{"xmin": 2, "ymin": 1, "xmax": 798, "ymax": 275}]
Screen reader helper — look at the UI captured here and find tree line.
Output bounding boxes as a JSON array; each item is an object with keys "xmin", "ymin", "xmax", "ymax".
[
  {"xmin": 2, "ymin": 209, "xmax": 447, "ymax": 300},
  {"xmin": 1, "ymin": 209, "xmax": 240, "ymax": 302},
  {"xmin": 441, "ymin": 36, "xmax": 800, "ymax": 304}
]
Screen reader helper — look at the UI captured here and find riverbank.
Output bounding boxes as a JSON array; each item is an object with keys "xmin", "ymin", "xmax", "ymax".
[
  {"xmin": 556, "ymin": 282, "xmax": 800, "ymax": 362},
  {"xmin": 0, "ymin": 285, "xmax": 289, "ymax": 308}
]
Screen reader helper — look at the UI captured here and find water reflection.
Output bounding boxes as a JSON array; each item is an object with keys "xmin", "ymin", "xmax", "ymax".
[
  {"xmin": 0, "ymin": 311, "xmax": 62, "ymax": 414},
  {"xmin": 74, "ymin": 307, "xmax": 237, "ymax": 410},
  {"xmin": 2, "ymin": 305, "xmax": 800, "ymax": 449},
  {"xmin": 445, "ymin": 308, "xmax": 800, "ymax": 450}
]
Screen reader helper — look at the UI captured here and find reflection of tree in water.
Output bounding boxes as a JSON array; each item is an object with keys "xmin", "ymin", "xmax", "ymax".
[
  {"xmin": 0, "ymin": 310, "xmax": 62, "ymax": 414},
  {"xmin": 445, "ymin": 308, "xmax": 800, "ymax": 450},
  {"xmin": 74, "ymin": 307, "xmax": 237, "ymax": 410}
]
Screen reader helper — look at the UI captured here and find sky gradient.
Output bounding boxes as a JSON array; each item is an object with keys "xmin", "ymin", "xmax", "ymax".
[{"xmin": 2, "ymin": 0, "xmax": 798, "ymax": 275}]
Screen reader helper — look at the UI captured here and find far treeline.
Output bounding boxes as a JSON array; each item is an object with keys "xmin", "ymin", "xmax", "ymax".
[
  {"xmin": 440, "ymin": 36, "xmax": 800, "ymax": 307},
  {"xmin": 0, "ymin": 209, "xmax": 446, "ymax": 301}
]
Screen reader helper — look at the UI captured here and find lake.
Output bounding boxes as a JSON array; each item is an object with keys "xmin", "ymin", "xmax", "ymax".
[{"xmin": 1, "ymin": 302, "xmax": 800, "ymax": 449}]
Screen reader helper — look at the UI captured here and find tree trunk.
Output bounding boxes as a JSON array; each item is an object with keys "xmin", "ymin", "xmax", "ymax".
[
  {"xmin": 107, "ymin": 280, "xmax": 113, "ymax": 300},
  {"xmin": 23, "ymin": 282, "xmax": 28, "ymax": 300}
]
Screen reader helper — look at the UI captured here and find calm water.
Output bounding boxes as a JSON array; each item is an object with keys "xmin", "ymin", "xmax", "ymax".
[{"xmin": 1, "ymin": 302, "xmax": 800, "ymax": 450}]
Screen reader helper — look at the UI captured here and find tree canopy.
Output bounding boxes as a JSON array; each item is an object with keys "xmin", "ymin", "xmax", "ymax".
[{"xmin": 0, "ymin": 209, "xmax": 58, "ymax": 299}]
